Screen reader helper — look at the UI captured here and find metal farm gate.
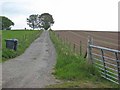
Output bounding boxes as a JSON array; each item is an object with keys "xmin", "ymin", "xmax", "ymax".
[{"xmin": 88, "ymin": 37, "xmax": 120, "ymax": 84}]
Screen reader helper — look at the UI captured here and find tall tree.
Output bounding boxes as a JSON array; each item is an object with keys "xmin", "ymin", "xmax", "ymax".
[
  {"xmin": 39, "ymin": 13, "xmax": 54, "ymax": 30},
  {"xmin": 27, "ymin": 13, "xmax": 54, "ymax": 30},
  {"xmin": 0, "ymin": 16, "xmax": 14, "ymax": 30},
  {"xmin": 27, "ymin": 14, "xmax": 39, "ymax": 30}
]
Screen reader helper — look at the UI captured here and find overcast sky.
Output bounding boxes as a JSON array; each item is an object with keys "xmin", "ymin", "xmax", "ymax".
[{"xmin": 0, "ymin": 0, "xmax": 119, "ymax": 31}]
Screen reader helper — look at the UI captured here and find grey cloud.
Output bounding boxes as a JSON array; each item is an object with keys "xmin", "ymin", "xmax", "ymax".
[{"xmin": 2, "ymin": 2, "xmax": 31, "ymax": 15}]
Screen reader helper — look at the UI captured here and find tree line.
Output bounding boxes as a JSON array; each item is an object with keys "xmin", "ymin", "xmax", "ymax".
[
  {"xmin": 27, "ymin": 13, "xmax": 54, "ymax": 30},
  {"xmin": 0, "ymin": 13, "xmax": 54, "ymax": 30},
  {"xmin": 0, "ymin": 16, "xmax": 14, "ymax": 30}
]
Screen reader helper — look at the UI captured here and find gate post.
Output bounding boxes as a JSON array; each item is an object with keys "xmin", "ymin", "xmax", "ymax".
[
  {"xmin": 101, "ymin": 49, "xmax": 107, "ymax": 78},
  {"xmin": 115, "ymin": 52, "xmax": 120, "ymax": 84},
  {"xmin": 80, "ymin": 41, "xmax": 82, "ymax": 56},
  {"xmin": 87, "ymin": 36, "xmax": 93, "ymax": 64}
]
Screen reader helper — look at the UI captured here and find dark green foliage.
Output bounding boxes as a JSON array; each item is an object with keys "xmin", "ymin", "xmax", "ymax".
[
  {"xmin": 27, "ymin": 13, "xmax": 54, "ymax": 30},
  {"xmin": 0, "ymin": 16, "xmax": 14, "ymax": 30},
  {"xmin": 39, "ymin": 13, "xmax": 54, "ymax": 30},
  {"xmin": 27, "ymin": 14, "xmax": 39, "ymax": 30}
]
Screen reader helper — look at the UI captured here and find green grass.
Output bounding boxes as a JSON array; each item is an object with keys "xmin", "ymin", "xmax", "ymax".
[
  {"xmin": 2, "ymin": 30, "xmax": 42, "ymax": 62},
  {"xmin": 49, "ymin": 31, "xmax": 119, "ymax": 88},
  {"xmin": 47, "ymin": 80, "xmax": 119, "ymax": 88}
]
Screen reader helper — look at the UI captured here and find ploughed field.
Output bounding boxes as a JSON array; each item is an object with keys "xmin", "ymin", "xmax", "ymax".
[{"xmin": 55, "ymin": 30, "xmax": 119, "ymax": 55}]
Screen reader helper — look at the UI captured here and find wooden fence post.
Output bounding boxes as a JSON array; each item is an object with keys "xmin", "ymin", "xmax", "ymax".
[
  {"xmin": 69, "ymin": 42, "xmax": 72, "ymax": 53},
  {"xmin": 87, "ymin": 36, "xmax": 93, "ymax": 64},
  {"xmin": 80, "ymin": 41, "xmax": 82, "ymax": 56},
  {"xmin": 66, "ymin": 38, "xmax": 68, "ymax": 46},
  {"xmin": 64, "ymin": 37, "xmax": 66, "ymax": 45},
  {"xmin": 73, "ymin": 43, "xmax": 76, "ymax": 53},
  {"xmin": 62, "ymin": 37, "xmax": 64, "ymax": 44},
  {"xmin": 65, "ymin": 37, "xmax": 67, "ymax": 46},
  {"xmin": 58, "ymin": 34, "xmax": 59, "ymax": 39}
]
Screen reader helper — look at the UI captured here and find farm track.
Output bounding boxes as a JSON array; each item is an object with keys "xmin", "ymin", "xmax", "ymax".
[{"xmin": 2, "ymin": 31, "xmax": 57, "ymax": 88}]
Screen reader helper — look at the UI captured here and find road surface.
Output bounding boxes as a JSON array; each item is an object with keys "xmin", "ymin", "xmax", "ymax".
[{"xmin": 2, "ymin": 31, "xmax": 57, "ymax": 88}]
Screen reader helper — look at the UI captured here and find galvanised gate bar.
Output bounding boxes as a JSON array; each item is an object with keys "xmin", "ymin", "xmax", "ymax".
[{"xmin": 88, "ymin": 38, "xmax": 120, "ymax": 84}]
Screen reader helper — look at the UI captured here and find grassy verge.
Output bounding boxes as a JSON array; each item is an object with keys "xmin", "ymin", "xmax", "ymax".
[
  {"xmin": 2, "ymin": 30, "xmax": 42, "ymax": 62},
  {"xmin": 49, "ymin": 31, "xmax": 119, "ymax": 88}
]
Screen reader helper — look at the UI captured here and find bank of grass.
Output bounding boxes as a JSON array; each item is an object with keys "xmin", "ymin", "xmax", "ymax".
[
  {"xmin": 2, "ymin": 30, "xmax": 42, "ymax": 62},
  {"xmin": 49, "ymin": 31, "xmax": 119, "ymax": 88}
]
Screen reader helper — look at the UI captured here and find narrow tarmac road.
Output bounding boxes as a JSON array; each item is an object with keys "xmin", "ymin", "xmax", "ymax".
[{"xmin": 2, "ymin": 31, "xmax": 56, "ymax": 88}]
